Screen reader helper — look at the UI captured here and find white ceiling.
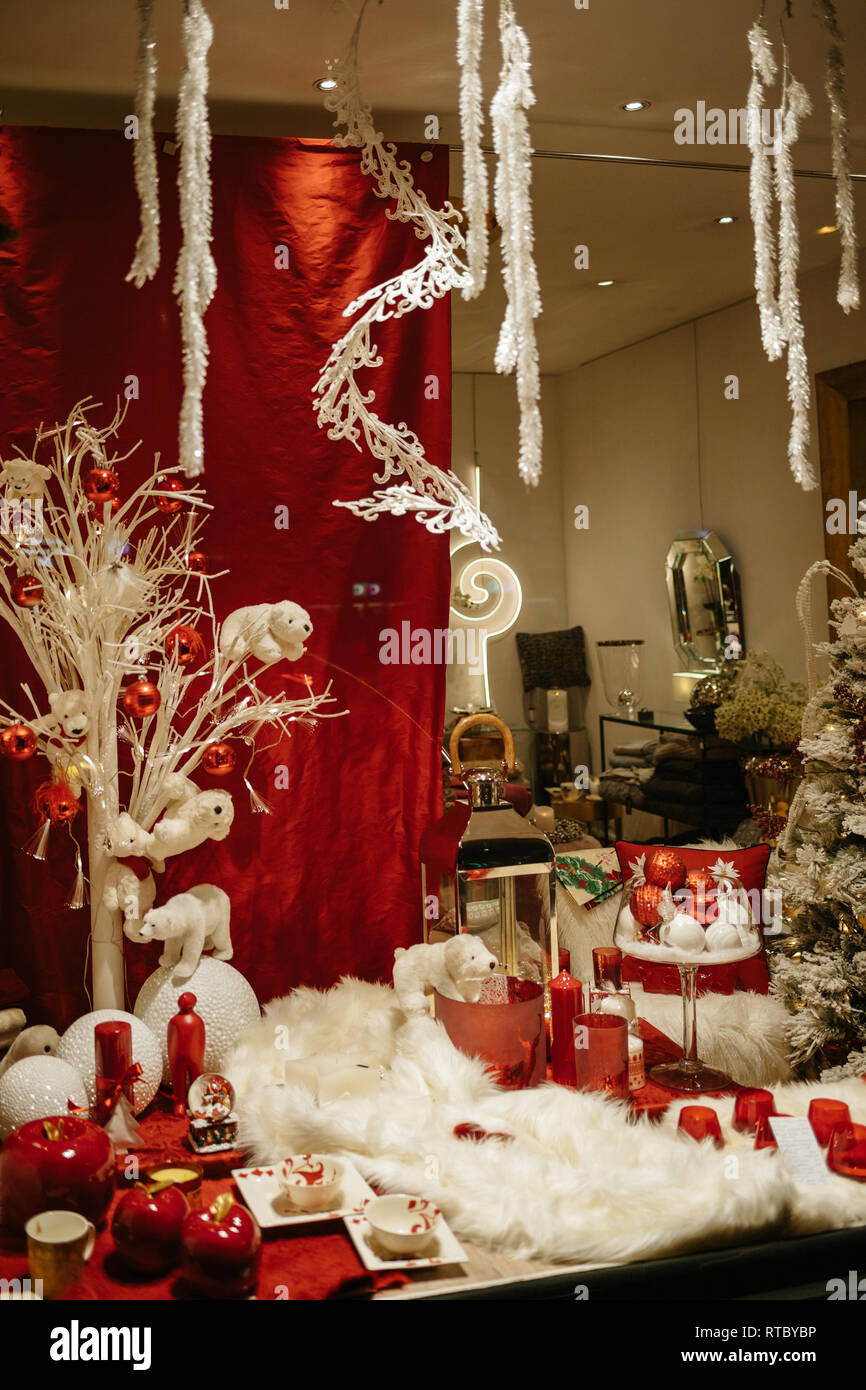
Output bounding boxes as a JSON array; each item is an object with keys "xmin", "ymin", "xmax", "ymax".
[{"xmin": 2, "ymin": 0, "xmax": 866, "ymax": 372}]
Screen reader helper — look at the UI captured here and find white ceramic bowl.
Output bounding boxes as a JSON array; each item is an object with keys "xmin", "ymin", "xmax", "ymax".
[
  {"xmin": 365, "ymin": 1195, "xmax": 440, "ymax": 1256},
  {"xmin": 278, "ymin": 1154, "xmax": 343, "ymax": 1212}
]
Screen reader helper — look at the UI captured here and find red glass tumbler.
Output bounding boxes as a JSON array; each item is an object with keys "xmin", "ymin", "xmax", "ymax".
[
  {"xmin": 573, "ymin": 1012, "xmax": 628, "ymax": 1099},
  {"xmin": 732, "ymin": 1087, "xmax": 775, "ymax": 1135},
  {"xmin": 808, "ymin": 1098, "xmax": 852, "ymax": 1148}
]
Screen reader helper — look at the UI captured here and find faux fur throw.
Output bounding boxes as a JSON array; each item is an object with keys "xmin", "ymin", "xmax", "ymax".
[{"xmin": 229, "ymin": 979, "xmax": 866, "ymax": 1268}]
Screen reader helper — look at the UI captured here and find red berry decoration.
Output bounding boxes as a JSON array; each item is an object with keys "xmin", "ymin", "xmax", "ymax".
[
  {"xmin": 645, "ymin": 848, "xmax": 687, "ymax": 891},
  {"xmin": 11, "ymin": 574, "xmax": 43, "ymax": 607},
  {"xmin": 186, "ymin": 551, "xmax": 208, "ymax": 575},
  {"xmin": 155, "ymin": 476, "xmax": 186, "ymax": 514},
  {"xmin": 83, "ymin": 468, "xmax": 120, "ymax": 503},
  {"xmin": 0, "ymin": 724, "xmax": 37, "ymax": 759},
  {"xmin": 165, "ymin": 623, "xmax": 205, "ymax": 667},
  {"xmin": 201, "ymin": 741, "xmax": 236, "ymax": 777},
  {"xmin": 630, "ymin": 883, "xmax": 664, "ymax": 928},
  {"xmin": 33, "ymin": 779, "xmax": 79, "ymax": 825},
  {"xmin": 122, "ymin": 679, "xmax": 162, "ymax": 719}
]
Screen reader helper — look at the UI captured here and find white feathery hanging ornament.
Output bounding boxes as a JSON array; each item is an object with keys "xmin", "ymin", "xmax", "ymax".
[
  {"xmin": 173, "ymin": 0, "xmax": 216, "ymax": 479},
  {"xmin": 747, "ymin": 19, "xmax": 785, "ymax": 360},
  {"xmin": 126, "ymin": 0, "xmax": 160, "ymax": 288},
  {"xmin": 814, "ymin": 0, "xmax": 860, "ymax": 313},
  {"xmin": 490, "ymin": 0, "xmax": 542, "ymax": 487},
  {"xmin": 457, "ymin": 0, "xmax": 489, "ymax": 299}
]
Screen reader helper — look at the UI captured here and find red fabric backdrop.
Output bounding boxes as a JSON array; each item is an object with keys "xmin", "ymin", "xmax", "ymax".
[{"xmin": 0, "ymin": 127, "xmax": 451, "ymax": 1029}]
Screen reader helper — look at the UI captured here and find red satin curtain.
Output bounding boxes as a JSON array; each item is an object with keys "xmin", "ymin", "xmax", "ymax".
[{"xmin": 0, "ymin": 128, "xmax": 451, "ymax": 1028}]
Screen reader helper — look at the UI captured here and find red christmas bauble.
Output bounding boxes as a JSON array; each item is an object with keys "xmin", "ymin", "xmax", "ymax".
[
  {"xmin": 83, "ymin": 468, "xmax": 120, "ymax": 503},
  {"xmin": 186, "ymin": 551, "xmax": 208, "ymax": 575},
  {"xmin": 630, "ymin": 883, "xmax": 664, "ymax": 928},
  {"xmin": 165, "ymin": 624, "xmax": 205, "ymax": 667},
  {"xmin": 155, "ymin": 476, "xmax": 186, "ymax": 514},
  {"xmin": 678, "ymin": 869, "xmax": 717, "ymax": 926},
  {"xmin": 0, "ymin": 724, "xmax": 37, "ymax": 759},
  {"xmin": 33, "ymin": 779, "xmax": 79, "ymax": 825},
  {"xmin": 645, "ymin": 848, "xmax": 687, "ymax": 891},
  {"xmin": 11, "ymin": 574, "xmax": 43, "ymax": 607},
  {"xmin": 122, "ymin": 679, "xmax": 162, "ymax": 719},
  {"xmin": 201, "ymin": 741, "xmax": 236, "ymax": 777}
]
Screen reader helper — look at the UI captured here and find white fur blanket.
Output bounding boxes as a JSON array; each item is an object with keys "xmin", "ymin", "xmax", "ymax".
[{"xmin": 228, "ymin": 980, "xmax": 866, "ymax": 1267}]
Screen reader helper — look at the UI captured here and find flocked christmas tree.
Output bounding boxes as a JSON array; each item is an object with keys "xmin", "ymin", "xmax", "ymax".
[
  {"xmin": 0, "ymin": 400, "xmax": 338, "ymax": 1011},
  {"xmin": 771, "ymin": 537, "xmax": 866, "ymax": 1078}
]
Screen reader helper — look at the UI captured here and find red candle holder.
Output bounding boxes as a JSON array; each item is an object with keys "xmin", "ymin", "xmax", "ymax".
[
  {"xmin": 592, "ymin": 947, "xmax": 622, "ymax": 991},
  {"xmin": 573, "ymin": 1012, "xmax": 628, "ymax": 1099},
  {"xmin": 754, "ymin": 1112, "xmax": 790, "ymax": 1150},
  {"xmin": 807, "ymin": 1098, "xmax": 852, "ymax": 1148},
  {"xmin": 827, "ymin": 1122, "xmax": 866, "ymax": 1181},
  {"xmin": 732, "ymin": 1087, "xmax": 775, "ymax": 1135},
  {"xmin": 677, "ymin": 1105, "xmax": 723, "ymax": 1148},
  {"xmin": 434, "ymin": 980, "xmax": 546, "ymax": 1090}
]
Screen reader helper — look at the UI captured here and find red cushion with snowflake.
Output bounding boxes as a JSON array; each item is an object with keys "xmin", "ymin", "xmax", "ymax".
[{"xmin": 613, "ymin": 841, "xmax": 773, "ymax": 996}]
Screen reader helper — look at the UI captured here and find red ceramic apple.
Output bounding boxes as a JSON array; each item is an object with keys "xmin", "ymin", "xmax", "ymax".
[
  {"xmin": 181, "ymin": 1193, "xmax": 261, "ymax": 1299},
  {"xmin": 0, "ymin": 1115, "xmax": 115, "ymax": 1234},
  {"xmin": 112, "ymin": 1181, "xmax": 190, "ymax": 1274}
]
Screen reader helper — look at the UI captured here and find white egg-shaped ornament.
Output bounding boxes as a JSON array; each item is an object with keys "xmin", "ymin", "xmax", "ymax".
[
  {"xmin": 0, "ymin": 1056, "xmax": 88, "ymax": 1140},
  {"xmin": 704, "ymin": 921, "xmax": 743, "ymax": 953},
  {"xmin": 713, "ymin": 892, "xmax": 752, "ymax": 929},
  {"xmin": 659, "ymin": 912, "xmax": 706, "ymax": 954},
  {"xmin": 134, "ymin": 957, "xmax": 260, "ymax": 1082},
  {"xmin": 57, "ymin": 1010, "xmax": 162, "ymax": 1115}
]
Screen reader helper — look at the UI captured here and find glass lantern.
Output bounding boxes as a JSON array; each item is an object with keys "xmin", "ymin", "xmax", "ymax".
[
  {"xmin": 421, "ymin": 714, "xmax": 559, "ymax": 990},
  {"xmin": 595, "ymin": 639, "xmax": 644, "ymax": 720}
]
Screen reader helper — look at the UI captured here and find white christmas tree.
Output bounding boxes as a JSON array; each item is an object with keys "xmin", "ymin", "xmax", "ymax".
[{"xmin": 0, "ymin": 399, "xmax": 338, "ymax": 1010}]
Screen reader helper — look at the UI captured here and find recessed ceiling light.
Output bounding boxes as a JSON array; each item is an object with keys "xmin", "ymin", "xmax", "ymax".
[
  {"xmin": 817, "ymin": 224, "xmax": 837, "ymax": 235},
  {"xmin": 715, "ymin": 215, "xmax": 738, "ymax": 225},
  {"xmin": 597, "ymin": 279, "xmax": 614, "ymax": 287},
  {"xmin": 621, "ymin": 100, "xmax": 650, "ymax": 112},
  {"xmin": 314, "ymin": 76, "xmax": 339, "ymax": 92}
]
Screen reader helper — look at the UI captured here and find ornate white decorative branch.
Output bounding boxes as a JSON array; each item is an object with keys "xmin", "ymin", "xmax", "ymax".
[{"xmin": 125, "ymin": 0, "xmax": 160, "ymax": 289}]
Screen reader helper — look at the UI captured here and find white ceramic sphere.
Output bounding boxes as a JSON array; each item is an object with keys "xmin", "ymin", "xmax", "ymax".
[
  {"xmin": 704, "ymin": 921, "xmax": 743, "ymax": 953},
  {"xmin": 660, "ymin": 912, "xmax": 706, "ymax": 953},
  {"xmin": 57, "ymin": 1010, "xmax": 161, "ymax": 1114},
  {"xmin": 0, "ymin": 1055, "xmax": 88, "ymax": 1140},
  {"xmin": 134, "ymin": 957, "xmax": 260, "ymax": 1082}
]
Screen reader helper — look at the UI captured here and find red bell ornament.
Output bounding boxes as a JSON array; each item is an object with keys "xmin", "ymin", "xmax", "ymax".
[
  {"xmin": 122, "ymin": 679, "xmax": 162, "ymax": 719},
  {"xmin": 0, "ymin": 724, "xmax": 37, "ymax": 759},
  {"xmin": 630, "ymin": 883, "xmax": 664, "ymax": 929},
  {"xmin": 645, "ymin": 848, "xmax": 687, "ymax": 891},
  {"xmin": 83, "ymin": 468, "xmax": 120, "ymax": 503},
  {"xmin": 33, "ymin": 779, "xmax": 79, "ymax": 825},
  {"xmin": 155, "ymin": 476, "xmax": 186, "ymax": 514},
  {"xmin": 186, "ymin": 551, "xmax": 208, "ymax": 575},
  {"xmin": 11, "ymin": 574, "xmax": 43, "ymax": 607},
  {"xmin": 165, "ymin": 624, "xmax": 205, "ymax": 667},
  {"xmin": 202, "ymin": 741, "xmax": 236, "ymax": 777}
]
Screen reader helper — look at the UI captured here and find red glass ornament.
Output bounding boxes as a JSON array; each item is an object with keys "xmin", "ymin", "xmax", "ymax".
[
  {"xmin": 167, "ymin": 992, "xmax": 206, "ymax": 1120},
  {"xmin": 33, "ymin": 779, "xmax": 79, "ymax": 825},
  {"xmin": 11, "ymin": 574, "xmax": 43, "ymax": 607},
  {"xmin": 0, "ymin": 723, "xmax": 37, "ymax": 759},
  {"xmin": 155, "ymin": 476, "xmax": 186, "ymax": 514},
  {"xmin": 186, "ymin": 551, "xmax": 208, "ymax": 574},
  {"xmin": 165, "ymin": 624, "xmax": 205, "ymax": 667},
  {"xmin": 645, "ymin": 848, "xmax": 687, "ymax": 891},
  {"xmin": 202, "ymin": 741, "xmax": 236, "ymax": 777},
  {"xmin": 630, "ymin": 883, "xmax": 664, "ymax": 928},
  {"xmin": 122, "ymin": 680, "xmax": 161, "ymax": 719},
  {"xmin": 83, "ymin": 468, "xmax": 120, "ymax": 503},
  {"xmin": 679, "ymin": 869, "xmax": 717, "ymax": 925}
]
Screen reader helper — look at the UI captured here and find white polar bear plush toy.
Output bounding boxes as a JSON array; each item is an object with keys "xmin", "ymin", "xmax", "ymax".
[
  {"xmin": 45, "ymin": 690, "xmax": 91, "ymax": 796},
  {"xmin": 103, "ymin": 812, "xmax": 157, "ymax": 936},
  {"xmin": 0, "ymin": 458, "xmax": 51, "ymax": 501},
  {"xmin": 137, "ymin": 884, "xmax": 233, "ymax": 979},
  {"xmin": 148, "ymin": 790, "xmax": 234, "ymax": 872},
  {"xmin": 219, "ymin": 600, "xmax": 312, "ymax": 667},
  {"xmin": 392, "ymin": 935, "xmax": 500, "ymax": 1016}
]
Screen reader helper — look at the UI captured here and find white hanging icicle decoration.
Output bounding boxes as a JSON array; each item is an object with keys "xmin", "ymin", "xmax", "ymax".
[
  {"xmin": 457, "ymin": 0, "xmax": 489, "ymax": 299},
  {"xmin": 125, "ymin": 0, "xmax": 160, "ymax": 288},
  {"xmin": 814, "ymin": 0, "xmax": 860, "ymax": 313},
  {"xmin": 316, "ymin": 9, "xmax": 500, "ymax": 551},
  {"xmin": 173, "ymin": 0, "xmax": 216, "ymax": 478},
  {"xmin": 747, "ymin": 20, "xmax": 785, "ymax": 360}
]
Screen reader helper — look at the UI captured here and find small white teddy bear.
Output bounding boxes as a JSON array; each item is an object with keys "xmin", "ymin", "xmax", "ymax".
[
  {"xmin": 393, "ymin": 935, "xmax": 500, "ymax": 1016},
  {"xmin": 137, "ymin": 884, "xmax": 233, "ymax": 979},
  {"xmin": 45, "ymin": 689, "xmax": 91, "ymax": 796},
  {"xmin": 148, "ymin": 790, "xmax": 234, "ymax": 872},
  {"xmin": 219, "ymin": 600, "xmax": 312, "ymax": 667},
  {"xmin": 103, "ymin": 812, "xmax": 157, "ymax": 936},
  {"xmin": 0, "ymin": 458, "xmax": 51, "ymax": 501}
]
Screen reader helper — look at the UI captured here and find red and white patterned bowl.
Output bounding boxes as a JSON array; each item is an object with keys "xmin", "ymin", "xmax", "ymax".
[
  {"xmin": 277, "ymin": 1154, "xmax": 343, "ymax": 1212},
  {"xmin": 364, "ymin": 1195, "xmax": 441, "ymax": 1255}
]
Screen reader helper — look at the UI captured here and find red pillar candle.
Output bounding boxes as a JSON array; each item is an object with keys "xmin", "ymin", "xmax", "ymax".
[
  {"xmin": 550, "ymin": 969, "xmax": 583, "ymax": 1087},
  {"xmin": 94, "ymin": 1020, "xmax": 133, "ymax": 1122}
]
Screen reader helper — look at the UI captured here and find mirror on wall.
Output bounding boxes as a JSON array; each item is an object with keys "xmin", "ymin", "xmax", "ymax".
[{"xmin": 665, "ymin": 530, "xmax": 745, "ymax": 672}]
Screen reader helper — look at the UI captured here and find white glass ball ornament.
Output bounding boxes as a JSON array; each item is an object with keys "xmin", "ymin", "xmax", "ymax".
[
  {"xmin": 704, "ymin": 921, "xmax": 742, "ymax": 953},
  {"xmin": 659, "ymin": 912, "xmax": 706, "ymax": 953},
  {"xmin": 0, "ymin": 1055, "xmax": 88, "ymax": 1139},
  {"xmin": 134, "ymin": 957, "xmax": 260, "ymax": 1082},
  {"xmin": 56, "ymin": 1010, "xmax": 161, "ymax": 1114}
]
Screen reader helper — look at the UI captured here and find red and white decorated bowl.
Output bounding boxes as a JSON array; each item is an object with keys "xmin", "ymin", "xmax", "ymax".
[
  {"xmin": 277, "ymin": 1154, "xmax": 343, "ymax": 1212},
  {"xmin": 365, "ymin": 1195, "xmax": 440, "ymax": 1256}
]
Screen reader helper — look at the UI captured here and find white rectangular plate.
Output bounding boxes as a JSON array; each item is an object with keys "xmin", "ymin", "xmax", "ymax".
[
  {"xmin": 231, "ymin": 1157, "xmax": 375, "ymax": 1228},
  {"xmin": 343, "ymin": 1211, "xmax": 468, "ymax": 1272}
]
